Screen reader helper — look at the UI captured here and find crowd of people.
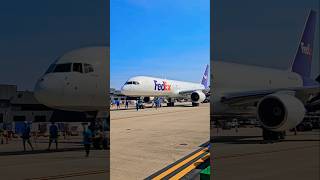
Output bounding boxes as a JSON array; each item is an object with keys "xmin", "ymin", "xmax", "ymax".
[
  {"xmin": 0, "ymin": 120, "xmax": 109, "ymax": 157},
  {"xmin": 111, "ymin": 98, "xmax": 164, "ymax": 111}
]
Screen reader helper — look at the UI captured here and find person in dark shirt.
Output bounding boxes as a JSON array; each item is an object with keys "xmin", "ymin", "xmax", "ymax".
[
  {"xmin": 21, "ymin": 121, "xmax": 33, "ymax": 151},
  {"xmin": 116, "ymin": 100, "xmax": 120, "ymax": 109},
  {"xmin": 136, "ymin": 100, "xmax": 139, "ymax": 111},
  {"xmin": 82, "ymin": 123, "xmax": 92, "ymax": 157},
  {"xmin": 48, "ymin": 122, "xmax": 59, "ymax": 150},
  {"xmin": 125, "ymin": 100, "xmax": 129, "ymax": 109}
]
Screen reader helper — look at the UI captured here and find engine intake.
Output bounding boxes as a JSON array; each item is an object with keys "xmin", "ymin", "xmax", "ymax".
[
  {"xmin": 143, "ymin": 97, "xmax": 154, "ymax": 103},
  {"xmin": 191, "ymin": 91, "xmax": 206, "ymax": 104},
  {"xmin": 257, "ymin": 93, "xmax": 305, "ymax": 131}
]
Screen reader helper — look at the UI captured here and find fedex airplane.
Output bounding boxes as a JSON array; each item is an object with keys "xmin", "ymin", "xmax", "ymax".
[
  {"xmin": 120, "ymin": 65, "xmax": 209, "ymax": 107},
  {"xmin": 212, "ymin": 10, "xmax": 319, "ymax": 141}
]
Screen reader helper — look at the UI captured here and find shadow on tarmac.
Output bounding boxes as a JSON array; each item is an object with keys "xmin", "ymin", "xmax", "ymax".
[
  {"xmin": 110, "ymin": 103, "xmax": 205, "ymax": 111},
  {"xmin": 211, "ymin": 135, "xmax": 320, "ymax": 144},
  {"xmin": 0, "ymin": 147, "xmax": 84, "ymax": 156}
]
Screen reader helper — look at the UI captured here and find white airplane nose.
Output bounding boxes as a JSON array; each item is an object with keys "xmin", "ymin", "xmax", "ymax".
[
  {"xmin": 34, "ymin": 75, "xmax": 63, "ymax": 106},
  {"xmin": 34, "ymin": 78, "xmax": 49, "ymax": 104},
  {"xmin": 120, "ymin": 86, "xmax": 127, "ymax": 95},
  {"xmin": 121, "ymin": 85, "xmax": 131, "ymax": 95}
]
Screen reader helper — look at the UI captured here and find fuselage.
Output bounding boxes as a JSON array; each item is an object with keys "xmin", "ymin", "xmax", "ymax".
[
  {"xmin": 121, "ymin": 76, "xmax": 205, "ymax": 97},
  {"xmin": 212, "ymin": 61, "xmax": 307, "ymax": 113},
  {"xmin": 213, "ymin": 61, "xmax": 303, "ymax": 95},
  {"xmin": 33, "ymin": 50, "xmax": 315, "ymax": 112}
]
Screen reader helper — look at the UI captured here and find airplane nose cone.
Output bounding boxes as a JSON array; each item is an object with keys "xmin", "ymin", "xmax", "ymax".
[
  {"xmin": 34, "ymin": 78, "xmax": 47, "ymax": 103},
  {"xmin": 34, "ymin": 75, "xmax": 63, "ymax": 106},
  {"xmin": 120, "ymin": 86, "xmax": 127, "ymax": 95},
  {"xmin": 121, "ymin": 85, "xmax": 132, "ymax": 95}
]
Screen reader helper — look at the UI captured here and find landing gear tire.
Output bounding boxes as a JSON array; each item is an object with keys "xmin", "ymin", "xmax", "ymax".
[
  {"xmin": 167, "ymin": 102, "xmax": 175, "ymax": 107},
  {"xmin": 262, "ymin": 129, "xmax": 285, "ymax": 142},
  {"xmin": 192, "ymin": 102, "xmax": 199, "ymax": 107},
  {"xmin": 279, "ymin": 131, "xmax": 286, "ymax": 140}
]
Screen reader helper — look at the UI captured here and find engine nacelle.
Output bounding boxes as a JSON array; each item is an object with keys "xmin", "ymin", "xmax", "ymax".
[
  {"xmin": 143, "ymin": 97, "xmax": 154, "ymax": 103},
  {"xmin": 257, "ymin": 93, "xmax": 305, "ymax": 131},
  {"xmin": 191, "ymin": 91, "xmax": 206, "ymax": 104}
]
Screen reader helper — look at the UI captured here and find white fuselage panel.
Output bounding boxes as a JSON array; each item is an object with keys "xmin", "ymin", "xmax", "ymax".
[{"xmin": 121, "ymin": 76, "xmax": 204, "ymax": 98}]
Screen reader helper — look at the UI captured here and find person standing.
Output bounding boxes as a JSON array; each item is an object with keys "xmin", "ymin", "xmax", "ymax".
[
  {"xmin": 0, "ymin": 126, "xmax": 3, "ymax": 144},
  {"xmin": 158, "ymin": 99, "xmax": 161, "ymax": 109},
  {"xmin": 116, "ymin": 100, "xmax": 120, "ymax": 109},
  {"xmin": 21, "ymin": 121, "xmax": 33, "ymax": 151},
  {"xmin": 136, "ymin": 100, "xmax": 139, "ymax": 111},
  {"xmin": 82, "ymin": 123, "xmax": 93, "ymax": 157},
  {"xmin": 155, "ymin": 99, "xmax": 159, "ymax": 109},
  {"xmin": 2, "ymin": 123, "xmax": 9, "ymax": 144},
  {"xmin": 125, "ymin": 100, "xmax": 129, "ymax": 109},
  {"xmin": 48, "ymin": 122, "xmax": 59, "ymax": 150}
]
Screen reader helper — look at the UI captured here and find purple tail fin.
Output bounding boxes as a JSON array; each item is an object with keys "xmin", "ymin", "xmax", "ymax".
[
  {"xmin": 291, "ymin": 10, "xmax": 317, "ymax": 78},
  {"xmin": 201, "ymin": 64, "xmax": 209, "ymax": 88}
]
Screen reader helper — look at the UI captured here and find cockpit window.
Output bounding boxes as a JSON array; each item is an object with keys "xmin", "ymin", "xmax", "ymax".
[
  {"xmin": 45, "ymin": 64, "xmax": 56, "ymax": 74},
  {"xmin": 53, "ymin": 63, "xmax": 72, "ymax": 72},
  {"xmin": 45, "ymin": 62, "xmax": 92, "ymax": 74},
  {"xmin": 84, "ymin": 63, "xmax": 94, "ymax": 73},
  {"xmin": 125, "ymin": 81, "xmax": 139, "ymax": 85},
  {"xmin": 73, "ymin": 63, "xmax": 83, "ymax": 73}
]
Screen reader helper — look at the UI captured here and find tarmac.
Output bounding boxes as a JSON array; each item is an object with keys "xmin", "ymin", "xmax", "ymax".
[
  {"xmin": 110, "ymin": 103, "xmax": 210, "ymax": 180},
  {"xmin": 211, "ymin": 127, "xmax": 320, "ymax": 180},
  {"xmin": 0, "ymin": 136, "xmax": 109, "ymax": 180},
  {"xmin": 1, "ymin": 103, "xmax": 317, "ymax": 180}
]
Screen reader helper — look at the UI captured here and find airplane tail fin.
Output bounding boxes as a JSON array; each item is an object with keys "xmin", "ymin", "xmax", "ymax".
[
  {"xmin": 201, "ymin": 64, "xmax": 209, "ymax": 88},
  {"xmin": 290, "ymin": 10, "xmax": 317, "ymax": 78}
]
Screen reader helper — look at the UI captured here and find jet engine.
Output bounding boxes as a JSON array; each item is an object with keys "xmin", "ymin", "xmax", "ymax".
[
  {"xmin": 191, "ymin": 90, "xmax": 206, "ymax": 104},
  {"xmin": 257, "ymin": 93, "xmax": 305, "ymax": 131},
  {"xmin": 143, "ymin": 97, "xmax": 154, "ymax": 103}
]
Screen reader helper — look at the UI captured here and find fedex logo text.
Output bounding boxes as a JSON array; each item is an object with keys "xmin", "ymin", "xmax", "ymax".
[
  {"xmin": 154, "ymin": 80, "xmax": 171, "ymax": 91},
  {"xmin": 300, "ymin": 42, "xmax": 312, "ymax": 56}
]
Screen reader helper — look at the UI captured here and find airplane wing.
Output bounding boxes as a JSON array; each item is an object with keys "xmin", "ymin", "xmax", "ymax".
[
  {"xmin": 178, "ymin": 89, "xmax": 208, "ymax": 96},
  {"xmin": 220, "ymin": 86, "xmax": 320, "ymax": 107}
]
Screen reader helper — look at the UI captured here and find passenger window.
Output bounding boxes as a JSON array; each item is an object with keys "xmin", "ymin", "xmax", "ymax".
[
  {"xmin": 73, "ymin": 63, "xmax": 83, "ymax": 73},
  {"xmin": 53, "ymin": 63, "xmax": 72, "ymax": 72},
  {"xmin": 84, "ymin": 63, "xmax": 94, "ymax": 73}
]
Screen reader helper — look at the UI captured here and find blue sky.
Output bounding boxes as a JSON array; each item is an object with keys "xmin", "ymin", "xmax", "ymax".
[
  {"xmin": 0, "ymin": 1, "xmax": 318, "ymax": 91},
  {"xmin": 0, "ymin": 0, "xmax": 108, "ymax": 90},
  {"xmin": 111, "ymin": 0, "xmax": 319, "ymax": 89},
  {"xmin": 213, "ymin": 0, "xmax": 319, "ymax": 79},
  {"xmin": 110, "ymin": 0, "xmax": 210, "ymax": 89}
]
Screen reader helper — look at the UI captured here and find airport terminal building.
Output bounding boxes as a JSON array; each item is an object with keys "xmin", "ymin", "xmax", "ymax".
[
  {"xmin": 0, "ymin": 85, "xmax": 53, "ymax": 124},
  {"xmin": 0, "ymin": 84, "xmax": 89, "ymax": 125},
  {"xmin": 110, "ymin": 88, "xmax": 128, "ymax": 102}
]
